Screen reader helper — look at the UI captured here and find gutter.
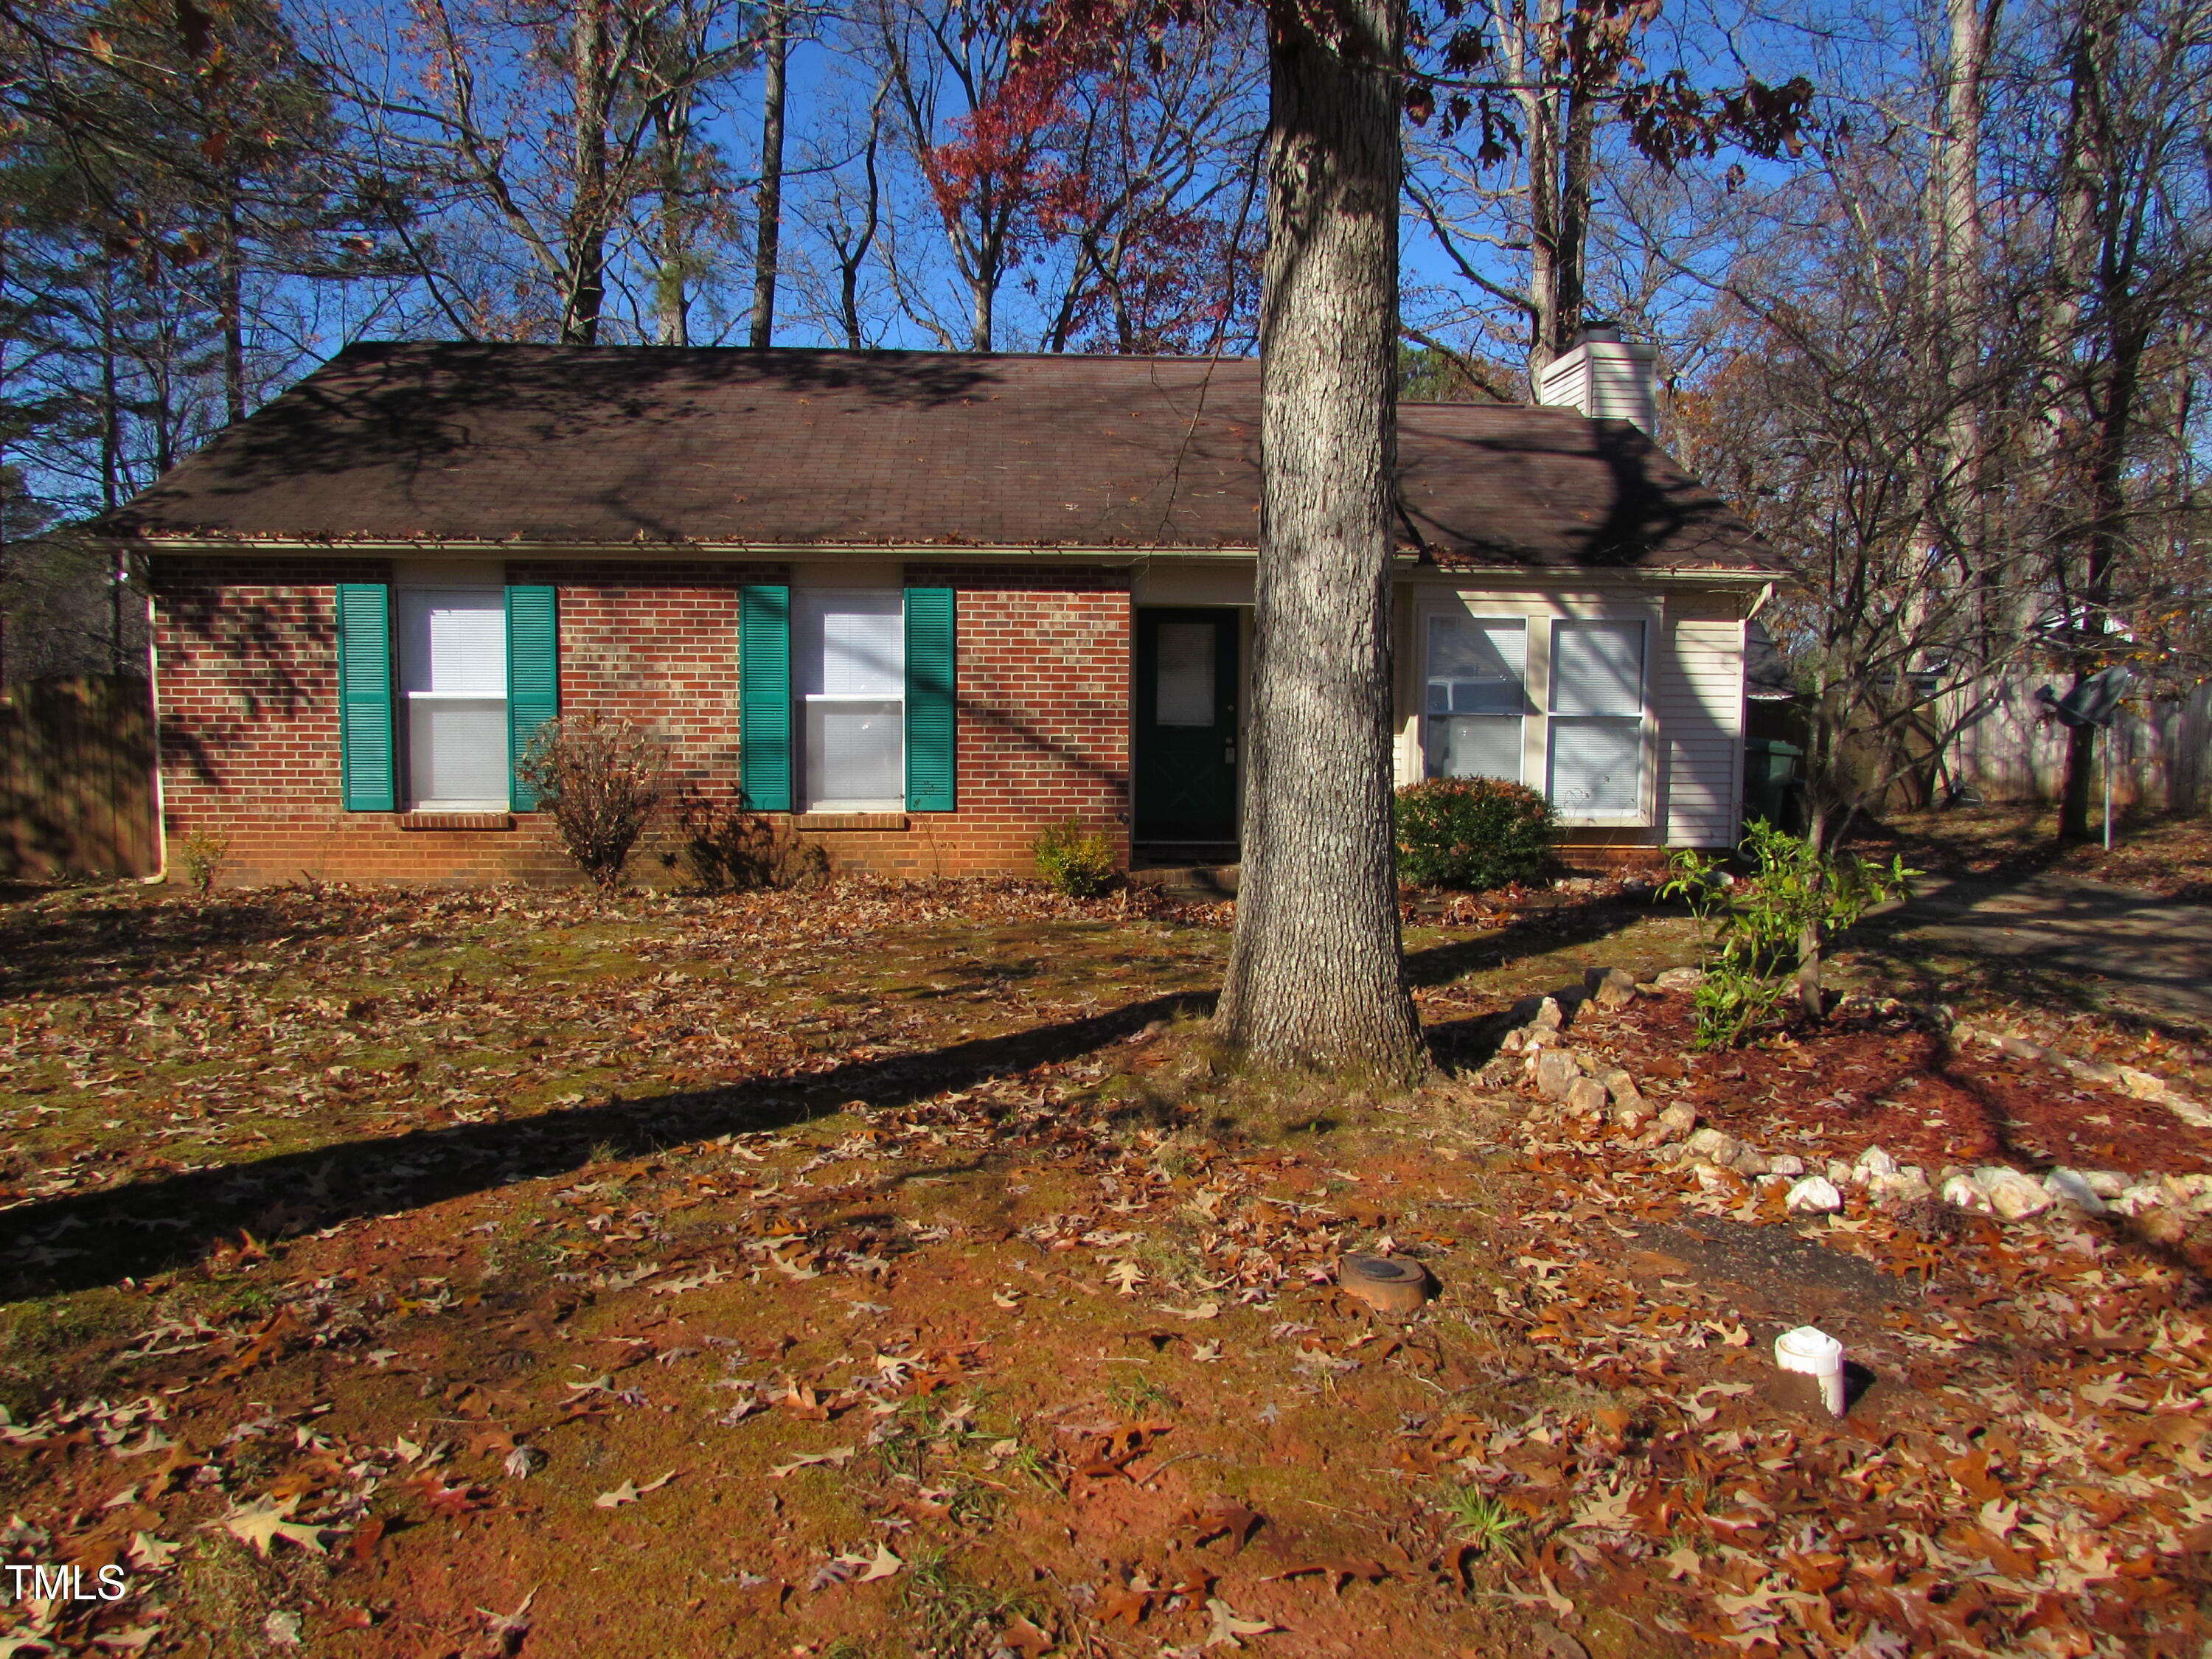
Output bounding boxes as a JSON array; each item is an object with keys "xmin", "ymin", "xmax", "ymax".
[{"xmin": 122, "ymin": 534, "xmax": 1781, "ymax": 582}]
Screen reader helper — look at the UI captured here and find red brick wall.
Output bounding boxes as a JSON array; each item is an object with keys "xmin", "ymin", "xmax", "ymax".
[
  {"xmin": 795, "ymin": 565, "xmax": 1133, "ymax": 875},
  {"xmin": 148, "ymin": 555, "xmax": 1133, "ymax": 886}
]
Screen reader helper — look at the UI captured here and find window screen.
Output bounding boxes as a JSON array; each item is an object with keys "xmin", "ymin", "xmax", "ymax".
[
  {"xmin": 796, "ymin": 591, "xmax": 905, "ymax": 810},
  {"xmin": 1548, "ymin": 619, "xmax": 1645, "ymax": 816},
  {"xmin": 398, "ymin": 588, "xmax": 509, "ymax": 810},
  {"xmin": 1423, "ymin": 615, "xmax": 1525, "ymax": 782}
]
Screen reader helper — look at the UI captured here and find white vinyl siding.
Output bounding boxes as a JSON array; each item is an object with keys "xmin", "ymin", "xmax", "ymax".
[
  {"xmin": 1660, "ymin": 613, "xmax": 1747, "ymax": 846},
  {"xmin": 398, "ymin": 588, "xmax": 508, "ymax": 810},
  {"xmin": 795, "ymin": 590, "xmax": 905, "ymax": 812}
]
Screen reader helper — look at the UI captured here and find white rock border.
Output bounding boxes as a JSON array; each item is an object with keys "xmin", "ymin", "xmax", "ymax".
[
  {"xmin": 1947, "ymin": 1019, "xmax": 2212, "ymax": 1130},
  {"xmin": 1486, "ymin": 967, "xmax": 2212, "ymax": 1231}
]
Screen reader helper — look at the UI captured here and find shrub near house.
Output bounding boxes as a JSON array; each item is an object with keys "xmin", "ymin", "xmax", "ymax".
[{"xmin": 1394, "ymin": 778, "xmax": 1557, "ymax": 891}]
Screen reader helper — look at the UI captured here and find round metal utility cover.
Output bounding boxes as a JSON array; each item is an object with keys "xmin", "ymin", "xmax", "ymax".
[{"xmin": 1338, "ymin": 1253, "xmax": 1431, "ymax": 1316}]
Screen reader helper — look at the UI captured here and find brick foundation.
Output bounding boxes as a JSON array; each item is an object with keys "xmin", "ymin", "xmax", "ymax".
[{"xmin": 149, "ymin": 555, "xmax": 1133, "ymax": 886}]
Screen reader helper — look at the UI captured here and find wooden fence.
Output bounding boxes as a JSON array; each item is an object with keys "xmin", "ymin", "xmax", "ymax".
[{"xmin": 0, "ymin": 675, "xmax": 159, "ymax": 880}]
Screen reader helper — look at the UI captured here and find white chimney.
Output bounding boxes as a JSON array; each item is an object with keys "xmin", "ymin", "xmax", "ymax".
[{"xmin": 1534, "ymin": 321, "xmax": 1657, "ymax": 434}]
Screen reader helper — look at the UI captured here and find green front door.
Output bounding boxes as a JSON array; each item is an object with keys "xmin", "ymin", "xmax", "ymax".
[{"xmin": 1134, "ymin": 608, "xmax": 1239, "ymax": 844}]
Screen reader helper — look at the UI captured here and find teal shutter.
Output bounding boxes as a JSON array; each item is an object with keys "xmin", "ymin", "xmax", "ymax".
[
  {"xmin": 740, "ymin": 585, "xmax": 793, "ymax": 811},
  {"xmin": 505, "ymin": 585, "xmax": 560, "ymax": 811},
  {"xmin": 905, "ymin": 587, "xmax": 956, "ymax": 813},
  {"xmin": 335, "ymin": 582, "xmax": 396, "ymax": 812}
]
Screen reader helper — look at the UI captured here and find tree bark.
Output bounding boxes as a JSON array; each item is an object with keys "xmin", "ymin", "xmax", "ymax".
[
  {"xmin": 562, "ymin": 0, "xmax": 612, "ymax": 346},
  {"xmin": 1521, "ymin": 0, "xmax": 1563, "ymax": 376},
  {"xmin": 655, "ymin": 71, "xmax": 695, "ymax": 346},
  {"xmin": 1215, "ymin": 0, "xmax": 1422, "ymax": 1079},
  {"xmin": 219, "ymin": 187, "xmax": 246, "ymax": 422},
  {"xmin": 837, "ymin": 94, "xmax": 885, "ymax": 349},
  {"xmin": 2051, "ymin": 0, "xmax": 2129, "ymax": 843},
  {"xmin": 749, "ymin": 0, "xmax": 789, "ymax": 349}
]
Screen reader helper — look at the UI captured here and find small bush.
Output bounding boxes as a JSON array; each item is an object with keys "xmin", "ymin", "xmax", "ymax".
[
  {"xmin": 670, "ymin": 787, "xmax": 829, "ymax": 892},
  {"xmin": 178, "ymin": 825, "xmax": 230, "ymax": 895},
  {"xmin": 1660, "ymin": 821, "xmax": 1915, "ymax": 1047},
  {"xmin": 1032, "ymin": 817, "xmax": 1117, "ymax": 898},
  {"xmin": 1394, "ymin": 777, "xmax": 1556, "ymax": 890},
  {"xmin": 517, "ymin": 713, "xmax": 669, "ymax": 891}
]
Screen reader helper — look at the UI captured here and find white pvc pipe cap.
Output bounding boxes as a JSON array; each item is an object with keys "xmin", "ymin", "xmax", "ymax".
[{"xmin": 1774, "ymin": 1325, "xmax": 1847, "ymax": 1416}]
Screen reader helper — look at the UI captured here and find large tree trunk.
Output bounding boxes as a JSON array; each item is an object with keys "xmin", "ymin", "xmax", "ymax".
[
  {"xmin": 1520, "ymin": 0, "xmax": 1563, "ymax": 377},
  {"xmin": 219, "ymin": 187, "xmax": 246, "ymax": 422},
  {"xmin": 1215, "ymin": 0, "xmax": 1422, "ymax": 1079},
  {"xmin": 2052, "ymin": 0, "xmax": 2128, "ymax": 843},
  {"xmin": 749, "ymin": 0, "xmax": 789, "ymax": 349},
  {"xmin": 655, "ymin": 74, "xmax": 695, "ymax": 346},
  {"xmin": 562, "ymin": 0, "xmax": 612, "ymax": 346}
]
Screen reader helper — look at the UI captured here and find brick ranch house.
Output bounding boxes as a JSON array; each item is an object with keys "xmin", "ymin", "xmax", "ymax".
[{"xmin": 102, "ymin": 342, "xmax": 1781, "ymax": 886}]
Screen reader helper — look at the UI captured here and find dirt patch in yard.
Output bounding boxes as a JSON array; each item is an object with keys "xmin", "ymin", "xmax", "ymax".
[{"xmin": 1567, "ymin": 992, "xmax": 2212, "ymax": 1178}]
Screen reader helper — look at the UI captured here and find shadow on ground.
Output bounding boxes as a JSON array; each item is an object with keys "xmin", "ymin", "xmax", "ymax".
[
  {"xmin": 1, "ymin": 990, "xmax": 1212, "ymax": 1302},
  {"xmin": 1, "ymin": 891, "xmax": 1663, "ymax": 1302},
  {"xmin": 1862, "ymin": 871, "xmax": 2212, "ymax": 1036}
]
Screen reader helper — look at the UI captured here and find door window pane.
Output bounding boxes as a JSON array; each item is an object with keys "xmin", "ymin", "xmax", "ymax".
[
  {"xmin": 1424, "ymin": 615, "xmax": 1523, "ymax": 781},
  {"xmin": 398, "ymin": 588, "xmax": 509, "ymax": 809},
  {"xmin": 796, "ymin": 591, "xmax": 905, "ymax": 810},
  {"xmin": 1156, "ymin": 622, "xmax": 1216, "ymax": 727}
]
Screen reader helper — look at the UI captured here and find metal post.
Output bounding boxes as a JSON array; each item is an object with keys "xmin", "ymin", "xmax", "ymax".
[{"xmin": 2102, "ymin": 723, "xmax": 2112, "ymax": 851}]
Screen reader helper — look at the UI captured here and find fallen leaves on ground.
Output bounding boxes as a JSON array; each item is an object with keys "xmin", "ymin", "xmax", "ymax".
[{"xmin": 0, "ymin": 874, "xmax": 2205, "ymax": 1656}]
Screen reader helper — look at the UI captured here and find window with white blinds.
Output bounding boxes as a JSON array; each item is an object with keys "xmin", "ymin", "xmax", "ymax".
[
  {"xmin": 795, "ymin": 591, "xmax": 905, "ymax": 811},
  {"xmin": 1548, "ymin": 619, "xmax": 1646, "ymax": 817},
  {"xmin": 1422, "ymin": 616, "xmax": 1526, "ymax": 782},
  {"xmin": 398, "ymin": 588, "xmax": 509, "ymax": 810}
]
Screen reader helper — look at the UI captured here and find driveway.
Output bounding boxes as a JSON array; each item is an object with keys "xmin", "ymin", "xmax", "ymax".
[{"xmin": 1888, "ymin": 869, "xmax": 2212, "ymax": 1032}]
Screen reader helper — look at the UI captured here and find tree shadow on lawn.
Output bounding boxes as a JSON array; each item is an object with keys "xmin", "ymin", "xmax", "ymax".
[
  {"xmin": 0, "ymin": 890, "xmax": 368, "ymax": 1005},
  {"xmin": 0, "ymin": 893, "xmax": 1658, "ymax": 1302},
  {"xmin": 1, "ymin": 989, "xmax": 1215, "ymax": 1303}
]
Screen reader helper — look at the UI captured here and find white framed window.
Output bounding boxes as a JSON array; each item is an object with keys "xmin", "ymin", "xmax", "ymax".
[
  {"xmin": 1548, "ymin": 619, "xmax": 1646, "ymax": 818},
  {"xmin": 1423, "ymin": 615, "xmax": 1526, "ymax": 782},
  {"xmin": 795, "ymin": 590, "xmax": 904, "ymax": 811},
  {"xmin": 398, "ymin": 588, "xmax": 509, "ymax": 811}
]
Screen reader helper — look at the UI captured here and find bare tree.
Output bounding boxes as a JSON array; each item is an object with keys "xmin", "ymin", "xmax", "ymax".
[
  {"xmin": 334, "ymin": 0, "xmax": 755, "ymax": 343},
  {"xmin": 748, "ymin": 0, "xmax": 789, "ymax": 345}
]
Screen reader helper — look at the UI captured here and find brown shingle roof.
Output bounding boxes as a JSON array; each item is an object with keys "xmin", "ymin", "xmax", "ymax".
[{"xmin": 106, "ymin": 342, "xmax": 1777, "ymax": 572}]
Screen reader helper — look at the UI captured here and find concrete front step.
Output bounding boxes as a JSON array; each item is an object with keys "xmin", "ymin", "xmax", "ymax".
[{"xmin": 1130, "ymin": 864, "xmax": 1241, "ymax": 901}]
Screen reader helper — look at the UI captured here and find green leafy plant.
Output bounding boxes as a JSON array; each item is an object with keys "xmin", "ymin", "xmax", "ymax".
[
  {"xmin": 1032, "ymin": 817, "xmax": 1117, "ymax": 898},
  {"xmin": 178, "ymin": 825, "xmax": 230, "ymax": 895},
  {"xmin": 668, "ymin": 786, "xmax": 827, "ymax": 892},
  {"xmin": 517, "ymin": 713, "xmax": 668, "ymax": 891},
  {"xmin": 1437, "ymin": 1483, "xmax": 1520, "ymax": 1553},
  {"xmin": 1660, "ymin": 819, "xmax": 1914, "ymax": 1048},
  {"xmin": 1394, "ymin": 776, "xmax": 1557, "ymax": 890}
]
